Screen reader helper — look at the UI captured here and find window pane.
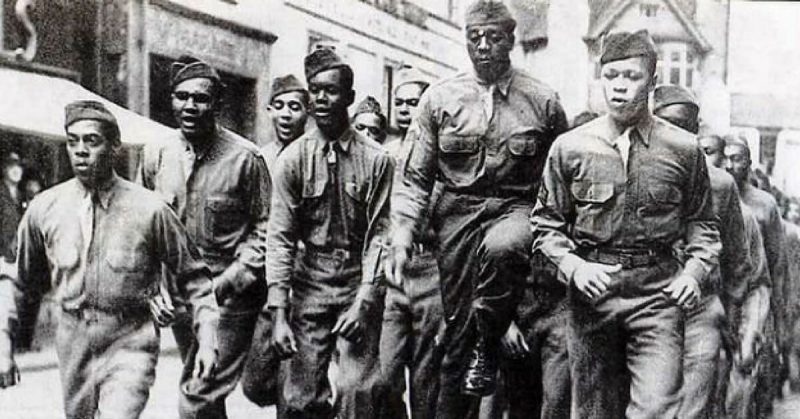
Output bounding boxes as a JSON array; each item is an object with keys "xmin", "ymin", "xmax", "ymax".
[
  {"xmin": 686, "ymin": 68, "xmax": 693, "ymax": 88},
  {"xmin": 670, "ymin": 67, "xmax": 680, "ymax": 85},
  {"xmin": 687, "ymin": 51, "xmax": 694, "ymax": 64},
  {"xmin": 671, "ymin": 51, "xmax": 680, "ymax": 62}
]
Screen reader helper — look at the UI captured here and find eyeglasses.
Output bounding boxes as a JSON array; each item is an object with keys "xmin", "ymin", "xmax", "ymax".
[
  {"xmin": 394, "ymin": 98, "xmax": 420, "ymax": 107},
  {"xmin": 172, "ymin": 91, "xmax": 213, "ymax": 104}
]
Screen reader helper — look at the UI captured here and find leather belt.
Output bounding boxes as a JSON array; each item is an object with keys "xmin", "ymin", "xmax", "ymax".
[
  {"xmin": 61, "ymin": 305, "xmax": 150, "ymax": 322},
  {"xmin": 444, "ymin": 187, "xmax": 528, "ymax": 199},
  {"xmin": 578, "ymin": 246, "xmax": 670, "ymax": 269},
  {"xmin": 304, "ymin": 244, "xmax": 360, "ymax": 260}
]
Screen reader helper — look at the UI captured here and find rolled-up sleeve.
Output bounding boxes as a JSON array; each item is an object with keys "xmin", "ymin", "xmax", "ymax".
[
  {"xmin": 265, "ymin": 151, "xmax": 301, "ymax": 309},
  {"xmin": 680, "ymin": 148, "xmax": 721, "ymax": 284},
  {"xmin": 154, "ymin": 204, "xmax": 218, "ymax": 335},
  {"xmin": 392, "ymin": 94, "xmax": 438, "ymax": 237},
  {"xmin": 530, "ymin": 140, "xmax": 581, "ymax": 283}
]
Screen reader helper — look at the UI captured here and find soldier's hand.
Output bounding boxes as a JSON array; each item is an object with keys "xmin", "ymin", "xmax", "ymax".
[
  {"xmin": 501, "ymin": 321, "xmax": 530, "ymax": 359},
  {"xmin": 149, "ymin": 293, "xmax": 175, "ymax": 327},
  {"xmin": 738, "ymin": 330, "xmax": 759, "ymax": 373},
  {"xmin": 663, "ymin": 274, "xmax": 700, "ymax": 309},
  {"xmin": 272, "ymin": 309, "xmax": 297, "ymax": 358},
  {"xmin": 0, "ymin": 333, "xmax": 19, "ymax": 389},
  {"xmin": 573, "ymin": 262, "xmax": 620, "ymax": 301},
  {"xmin": 333, "ymin": 300, "xmax": 368, "ymax": 343},
  {"xmin": 386, "ymin": 229, "xmax": 414, "ymax": 287},
  {"xmin": 192, "ymin": 343, "xmax": 218, "ymax": 381}
]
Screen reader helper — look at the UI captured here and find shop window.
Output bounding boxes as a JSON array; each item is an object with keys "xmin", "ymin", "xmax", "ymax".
[{"xmin": 149, "ymin": 54, "xmax": 257, "ymax": 140}]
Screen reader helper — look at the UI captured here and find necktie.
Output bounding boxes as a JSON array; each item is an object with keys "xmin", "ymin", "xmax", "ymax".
[
  {"xmin": 482, "ymin": 84, "xmax": 495, "ymax": 121},
  {"xmin": 183, "ymin": 144, "xmax": 196, "ymax": 180},
  {"xmin": 615, "ymin": 127, "xmax": 633, "ymax": 173}
]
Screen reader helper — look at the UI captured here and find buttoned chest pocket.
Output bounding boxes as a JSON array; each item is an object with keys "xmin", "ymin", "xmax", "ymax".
[
  {"xmin": 438, "ymin": 134, "xmax": 482, "ymax": 186},
  {"xmin": 301, "ymin": 180, "xmax": 327, "ymax": 224},
  {"xmin": 571, "ymin": 181, "xmax": 617, "ymax": 240},
  {"xmin": 106, "ymin": 248, "xmax": 149, "ymax": 273},
  {"xmin": 205, "ymin": 196, "xmax": 245, "ymax": 239},
  {"xmin": 344, "ymin": 181, "xmax": 367, "ymax": 226},
  {"xmin": 643, "ymin": 183, "xmax": 683, "ymax": 213}
]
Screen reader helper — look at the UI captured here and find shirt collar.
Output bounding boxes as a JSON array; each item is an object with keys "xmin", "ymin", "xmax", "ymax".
[
  {"xmin": 474, "ymin": 67, "xmax": 514, "ymax": 98},
  {"xmin": 179, "ymin": 125, "xmax": 219, "ymax": 161},
  {"xmin": 604, "ymin": 112, "xmax": 654, "ymax": 147},
  {"xmin": 316, "ymin": 126, "xmax": 354, "ymax": 154},
  {"xmin": 76, "ymin": 172, "xmax": 119, "ymax": 210}
]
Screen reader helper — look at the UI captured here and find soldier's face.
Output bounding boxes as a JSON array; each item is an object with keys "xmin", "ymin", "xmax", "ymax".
[
  {"xmin": 66, "ymin": 120, "xmax": 117, "ymax": 187},
  {"xmin": 466, "ymin": 24, "xmax": 514, "ymax": 77},
  {"xmin": 655, "ymin": 103, "xmax": 699, "ymax": 134},
  {"xmin": 787, "ymin": 202, "xmax": 800, "ymax": 224},
  {"xmin": 3, "ymin": 163, "xmax": 22, "ymax": 184},
  {"xmin": 394, "ymin": 83, "xmax": 424, "ymax": 132},
  {"xmin": 308, "ymin": 68, "xmax": 354, "ymax": 131},
  {"xmin": 270, "ymin": 91, "xmax": 308, "ymax": 143},
  {"xmin": 699, "ymin": 136, "xmax": 725, "ymax": 168},
  {"xmin": 172, "ymin": 78, "xmax": 218, "ymax": 140},
  {"xmin": 601, "ymin": 57, "xmax": 655, "ymax": 125},
  {"xmin": 724, "ymin": 144, "xmax": 751, "ymax": 184},
  {"xmin": 353, "ymin": 113, "xmax": 386, "ymax": 143}
]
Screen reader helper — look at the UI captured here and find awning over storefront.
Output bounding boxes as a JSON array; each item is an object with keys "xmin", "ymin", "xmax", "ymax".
[{"xmin": 0, "ymin": 66, "xmax": 172, "ymax": 144}]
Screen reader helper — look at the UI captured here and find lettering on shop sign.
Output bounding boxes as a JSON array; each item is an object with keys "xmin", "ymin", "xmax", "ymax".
[
  {"xmin": 149, "ymin": 9, "xmax": 242, "ymax": 69},
  {"xmin": 289, "ymin": 0, "xmax": 439, "ymax": 58}
]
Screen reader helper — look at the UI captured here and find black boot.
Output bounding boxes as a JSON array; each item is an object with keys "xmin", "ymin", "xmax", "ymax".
[{"xmin": 461, "ymin": 336, "xmax": 498, "ymax": 396}]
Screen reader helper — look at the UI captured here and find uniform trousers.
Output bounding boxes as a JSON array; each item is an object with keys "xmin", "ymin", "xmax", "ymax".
[
  {"xmin": 377, "ymin": 248, "xmax": 444, "ymax": 419},
  {"xmin": 278, "ymin": 250, "xmax": 382, "ymax": 419},
  {"xmin": 240, "ymin": 311, "xmax": 279, "ymax": 407},
  {"xmin": 56, "ymin": 307, "xmax": 159, "ymax": 419},
  {"xmin": 569, "ymin": 258, "xmax": 684, "ymax": 419},
  {"xmin": 679, "ymin": 295, "xmax": 725, "ymax": 419},
  {"xmin": 432, "ymin": 193, "xmax": 532, "ymax": 419}
]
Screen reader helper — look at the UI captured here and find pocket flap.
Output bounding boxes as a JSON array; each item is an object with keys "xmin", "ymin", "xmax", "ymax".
[
  {"xmin": 439, "ymin": 135, "xmax": 479, "ymax": 154},
  {"xmin": 571, "ymin": 182, "xmax": 614, "ymax": 203},
  {"xmin": 648, "ymin": 184, "xmax": 682, "ymax": 204},
  {"xmin": 507, "ymin": 135, "xmax": 538, "ymax": 156}
]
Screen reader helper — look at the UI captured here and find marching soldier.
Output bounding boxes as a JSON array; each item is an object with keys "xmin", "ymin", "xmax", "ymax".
[
  {"xmin": 531, "ymin": 30, "xmax": 721, "ymax": 418},
  {"xmin": 724, "ymin": 133, "xmax": 790, "ymax": 418},
  {"xmin": 389, "ymin": 1, "xmax": 568, "ymax": 417},
  {"xmin": 138, "ymin": 56, "xmax": 271, "ymax": 419},
  {"xmin": 653, "ymin": 85, "xmax": 752, "ymax": 419},
  {"xmin": 352, "ymin": 96, "xmax": 388, "ymax": 144},
  {"xmin": 379, "ymin": 69, "xmax": 445, "ymax": 419},
  {"xmin": 0, "ymin": 101, "xmax": 219, "ymax": 419},
  {"xmin": 240, "ymin": 74, "xmax": 311, "ymax": 408},
  {"xmin": 266, "ymin": 48, "xmax": 393, "ymax": 419}
]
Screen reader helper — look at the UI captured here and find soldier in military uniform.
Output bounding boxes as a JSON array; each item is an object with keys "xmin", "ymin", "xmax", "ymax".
[
  {"xmin": 653, "ymin": 84, "xmax": 756, "ymax": 419},
  {"xmin": 389, "ymin": 2, "xmax": 568, "ymax": 417},
  {"xmin": 138, "ymin": 56, "xmax": 271, "ymax": 419},
  {"xmin": 266, "ymin": 48, "xmax": 392, "ymax": 419},
  {"xmin": 352, "ymin": 96, "xmax": 388, "ymax": 144},
  {"xmin": 724, "ymin": 133, "xmax": 790, "ymax": 418},
  {"xmin": 0, "ymin": 101, "xmax": 219, "ymax": 419},
  {"xmin": 531, "ymin": 31, "xmax": 721, "ymax": 418}
]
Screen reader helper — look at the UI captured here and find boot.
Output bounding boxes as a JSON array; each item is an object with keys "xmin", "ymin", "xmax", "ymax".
[{"xmin": 461, "ymin": 336, "xmax": 498, "ymax": 396}]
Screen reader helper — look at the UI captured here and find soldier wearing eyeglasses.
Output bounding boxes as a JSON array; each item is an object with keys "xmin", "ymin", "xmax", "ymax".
[
  {"xmin": 388, "ymin": 1, "xmax": 568, "ymax": 417},
  {"xmin": 138, "ymin": 56, "xmax": 271, "ymax": 419}
]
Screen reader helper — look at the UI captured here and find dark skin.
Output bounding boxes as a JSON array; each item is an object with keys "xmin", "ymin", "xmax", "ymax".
[
  {"xmin": 654, "ymin": 103, "xmax": 699, "ymax": 134},
  {"xmin": 273, "ymin": 67, "xmax": 368, "ymax": 358},
  {"xmin": 466, "ymin": 23, "xmax": 514, "ymax": 83},
  {"xmin": 171, "ymin": 77, "xmax": 219, "ymax": 147}
]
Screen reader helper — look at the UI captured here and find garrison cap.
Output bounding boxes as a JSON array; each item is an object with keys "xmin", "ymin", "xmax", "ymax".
[
  {"xmin": 465, "ymin": 0, "xmax": 516, "ymax": 29},
  {"xmin": 600, "ymin": 30, "xmax": 657, "ymax": 65},
  {"xmin": 653, "ymin": 84, "xmax": 698, "ymax": 112},
  {"xmin": 724, "ymin": 133, "xmax": 750, "ymax": 150},
  {"xmin": 395, "ymin": 66, "xmax": 431, "ymax": 91},
  {"xmin": 353, "ymin": 96, "xmax": 383, "ymax": 118},
  {"xmin": 170, "ymin": 55, "xmax": 221, "ymax": 90},
  {"xmin": 304, "ymin": 48, "xmax": 350, "ymax": 81},
  {"xmin": 64, "ymin": 100, "xmax": 120, "ymax": 143},
  {"xmin": 270, "ymin": 74, "xmax": 307, "ymax": 102}
]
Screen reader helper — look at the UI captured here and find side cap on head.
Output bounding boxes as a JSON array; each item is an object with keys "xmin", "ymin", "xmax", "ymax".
[
  {"xmin": 353, "ymin": 96, "xmax": 383, "ymax": 119},
  {"xmin": 270, "ymin": 74, "xmax": 307, "ymax": 102},
  {"xmin": 64, "ymin": 100, "xmax": 120, "ymax": 144},
  {"xmin": 465, "ymin": 0, "xmax": 516, "ymax": 29},
  {"xmin": 600, "ymin": 30, "xmax": 657, "ymax": 65},
  {"xmin": 653, "ymin": 84, "xmax": 698, "ymax": 112},
  {"xmin": 170, "ymin": 55, "xmax": 221, "ymax": 90},
  {"xmin": 304, "ymin": 48, "xmax": 350, "ymax": 82}
]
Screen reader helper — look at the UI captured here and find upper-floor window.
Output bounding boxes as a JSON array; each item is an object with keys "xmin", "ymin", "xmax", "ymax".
[
  {"xmin": 657, "ymin": 42, "xmax": 698, "ymax": 90},
  {"xmin": 640, "ymin": 3, "xmax": 659, "ymax": 18}
]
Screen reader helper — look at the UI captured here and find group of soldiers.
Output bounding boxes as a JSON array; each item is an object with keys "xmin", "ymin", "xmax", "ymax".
[{"xmin": 0, "ymin": 1, "xmax": 797, "ymax": 418}]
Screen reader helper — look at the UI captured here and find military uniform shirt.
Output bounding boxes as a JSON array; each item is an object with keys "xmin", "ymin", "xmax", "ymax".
[
  {"xmin": 531, "ymin": 114, "xmax": 721, "ymax": 284},
  {"xmin": 266, "ymin": 126, "xmax": 394, "ymax": 308}
]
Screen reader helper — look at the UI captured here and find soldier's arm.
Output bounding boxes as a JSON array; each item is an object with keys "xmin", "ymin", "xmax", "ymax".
[
  {"xmin": 214, "ymin": 153, "xmax": 271, "ymax": 296},
  {"xmin": 764, "ymin": 205, "xmax": 790, "ymax": 347},
  {"xmin": 530, "ymin": 141, "xmax": 580, "ymax": 283},
  {"xmin": 154, "ymin": 204, "xmax": 218, "ymax": 345},
  {"xmin": 359, "ymin": 152, "xmax": 395, "ymax": 304},
  {"xmin": 720, "ymin": 183, "xmax": 749, "ymax": 317},
  {"xmin": 680, "ymin": 147, "xmax": 722, "ymax": 286},
  {"xmin": 265, "ymin": 152, "xmax": 301, "ymax": 310},
  {"xmin": 392, "ymin": 92, "xmax": 439, "ymax": 242},
  {"xmin": 546, "ymin": 95, "xmax": 570, "ymax": 143}
]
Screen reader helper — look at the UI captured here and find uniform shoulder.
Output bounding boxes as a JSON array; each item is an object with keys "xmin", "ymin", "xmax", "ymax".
[
  {"xmin": 652, "ymin": 116, "xmax": 696, "ymax": 148},
  {"xmin": 217, "ymin": 127, "xmax": 263, "ymax": 158},
  {"xmin": 353, "ymin": 131, "xmax": 393, "ymax": 161},
  {"xmin": 552, "ymin": 115, "xmax": 606, "ymax": 149},
  {"xmin": 115, "ymin": 178, "xmax": 175, "ymax": 212},
  {"xmin": 30, "ymin": 179, "xmax": 76, "ymax": 209},
  {"xmin": 511, "ymin": 68, "xmax": 559, "ymax": 99},
  {"xmin": 424, "ymin": 72, "xmax": 472, "ymax": 95}
]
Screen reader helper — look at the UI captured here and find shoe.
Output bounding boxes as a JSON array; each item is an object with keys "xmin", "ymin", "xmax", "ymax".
[{"xmin": 461, "ymin": 337, "xmax": 497, "ymax": 396}]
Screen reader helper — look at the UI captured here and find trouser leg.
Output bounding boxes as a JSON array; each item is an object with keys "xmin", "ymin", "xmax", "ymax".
[
  {"xmin": 377, "ymin": 285, "xmax": 411, "ymax": 419},
  {"xmin": 179, "ymin": 308, "xmax": 259, "ymax": 419},
  {"xmin": 241, "ymin": 311, "xmax": 279, "ymax": 407},
  {"xmin": 679, "ymin": 296, "xmax": 724, "ymax": 419}
]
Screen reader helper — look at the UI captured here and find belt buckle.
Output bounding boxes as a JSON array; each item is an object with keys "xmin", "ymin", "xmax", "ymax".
[{"xmin": 619, "ymin": 253, "xmax": 635, "ymax": 269}]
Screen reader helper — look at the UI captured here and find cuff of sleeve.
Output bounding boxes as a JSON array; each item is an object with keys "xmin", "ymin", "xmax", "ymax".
[
  {"xmin": 355, "ymin": 283, "xmax": 378, "ymax": 305},
  {"xmin": 558, "ymin": 253, "xmax": 585, "ymax": 283},
  {"xmin": 267, "ymin": 286, "xmax": 289, "ymax": 309},
  {"xmin": 194, "ymin": 318, "xmax": 218, "ymax": 352},
  {"xmin": 681, "ymin": 259, "xmax": 708, "ymax": 285}
]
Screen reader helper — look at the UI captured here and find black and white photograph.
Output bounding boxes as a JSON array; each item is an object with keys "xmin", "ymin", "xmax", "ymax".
[{"xmin": 0, "ymin": 0, "xmax": 799, "ymax": 418}]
